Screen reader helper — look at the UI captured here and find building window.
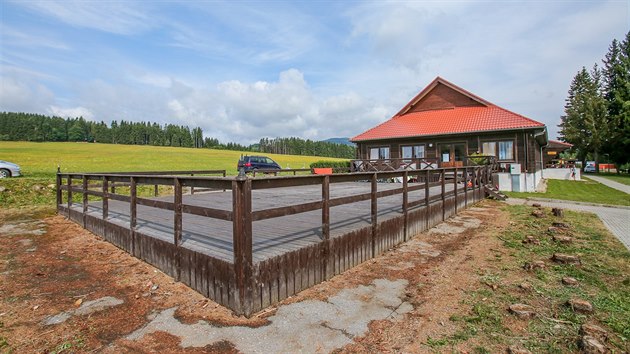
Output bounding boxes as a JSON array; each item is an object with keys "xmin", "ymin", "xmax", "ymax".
[
  {"xmin": 401, "ymin": 145, "xmax": 425, "ymax": 160},
  {"xmin": 370, "ymin": 147, "xmax": 390, "ymax": 160},
  {"xmin": 498, "ymin": 141, "xmax": 514, "ymax": 160},
  {"xmin": 481, "ymin": 142, "xmax": 496, "ymax": 156},
  {"xmin": 481, "ymin": 140, "xmax": 514, "ymax": 161}
]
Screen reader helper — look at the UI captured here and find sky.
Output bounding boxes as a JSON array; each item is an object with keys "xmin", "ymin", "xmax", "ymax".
[{"xmin": 1, "ymin": 1, "xmax": 628, "ymax": 144}]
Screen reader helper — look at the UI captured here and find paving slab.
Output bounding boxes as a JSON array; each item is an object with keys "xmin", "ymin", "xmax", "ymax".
[{"xmin": 586, "ymin": 175, "xmax": 630, "ymax": 194}]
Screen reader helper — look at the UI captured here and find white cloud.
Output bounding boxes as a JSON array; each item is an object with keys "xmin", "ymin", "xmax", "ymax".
[
  {"xmin": 0, "ymin": 74, "xmax": 55, "ymax": 113},
  {"xmin": 48, "ymin": 106, "xmax": 94, "ymax": 120},
  {"xmin": 160, "ymin": 69, "xmax": 388, "ymax": 143}
]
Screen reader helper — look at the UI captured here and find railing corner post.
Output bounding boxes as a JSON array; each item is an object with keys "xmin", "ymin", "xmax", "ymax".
[
  {"xmin": 232, "ymin": 175, "xmax": 253, "ymax": 316},
  {"xmin": 370, "ymin": 173, "xmax": 378, "ymax": 257}
]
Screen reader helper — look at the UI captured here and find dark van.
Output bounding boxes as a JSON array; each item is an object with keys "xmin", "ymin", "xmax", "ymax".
[{"xmin": 237, "ymin": 155, "xmax": 281, "ymax": 173}]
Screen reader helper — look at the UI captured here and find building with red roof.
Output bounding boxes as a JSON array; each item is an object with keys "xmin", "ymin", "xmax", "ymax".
[{"xmin": 351, "ymin": 77, "xmax": 549, "ymax": 192}]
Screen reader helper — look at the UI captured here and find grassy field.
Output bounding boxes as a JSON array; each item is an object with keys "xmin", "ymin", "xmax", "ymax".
[
  {"xmin": 0, "ymin": 141, "xmax": 341, "ymax": 178},
  {"xmin": 504, "ymin": 178, "xmax": 630, "ymax": 206},
  {"xmin": 597, "ymin": 173, "xmax": 630, "ymax": 186},
  {"xmin": 0, "ymin": 141, "xmax": 347, "ymax": 208}
]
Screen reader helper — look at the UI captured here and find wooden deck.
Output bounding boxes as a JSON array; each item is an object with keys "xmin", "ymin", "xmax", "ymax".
[
  {"xmin": 57, "ymin": 167, "xmax": 491, "ymax": 316},
  {"xmin": 68, "ymin": 181, "xmax": 453, "ymax": 263}
]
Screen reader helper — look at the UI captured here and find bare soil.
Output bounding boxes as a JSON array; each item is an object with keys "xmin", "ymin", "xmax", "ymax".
[{"xmin": 1, "ymin": 201, "xmax": 514, "ymax": 353}]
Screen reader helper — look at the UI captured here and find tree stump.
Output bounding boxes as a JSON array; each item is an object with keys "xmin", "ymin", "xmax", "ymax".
[
  {"xmin": 581, "ymin": 324, "xmax": 608, "ymax": 342},
  {"xmin": 531, "ymin": 210, "xmax": 545, "ymax": 218},
  {"xmin": 568, "ymin": 298, "xmax": 593, "ymax": 313},
  {"xmin": 552, "ymin": 208, "xmax": 564, "ymax": 217},
  {"xmin": 581, "ymin": 336, "xmax": 606, "ymax": 354},
  {"xmin": 552, "ymin": 221, "xmax": 570, "ymax": 229},
  {"xmin": 552, "ymin": 253, "xmax": 581, "ymax": 264},
  {"xmin": 508, "ymin": 303, "xmax": 537, "ymax": 318}
]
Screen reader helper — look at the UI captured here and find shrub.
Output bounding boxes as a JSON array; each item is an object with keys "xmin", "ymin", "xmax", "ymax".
[{"xmin": 309, "ymin": 160, "xmax": 351, "ymax": 169}]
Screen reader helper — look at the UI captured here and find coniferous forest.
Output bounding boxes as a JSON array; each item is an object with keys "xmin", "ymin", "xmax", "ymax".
[{"xmin": 0, "ymin": 112, "xmax": 355, "ymax": 159}]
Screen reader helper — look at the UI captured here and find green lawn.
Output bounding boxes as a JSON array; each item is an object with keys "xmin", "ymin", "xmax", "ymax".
[
  {"xmin": 504, "ymin": 178, "xmax": 630, "ymax": 206},
  {"xmin": 597, "ymin": 173, "xmax": 630, "ymax": 186},
  {"xmin": 0, "ymin": 142, "xmax": 347, "ymax": 208},
  {"xmin": 0, "ymin": 141, "xmax": 344, "ymax": 178}
]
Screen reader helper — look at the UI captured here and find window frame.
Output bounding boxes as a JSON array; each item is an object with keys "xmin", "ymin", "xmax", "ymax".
[
  {"xmin": 369, "ymin": 146, "xmax": 390, "ymax": 160},
  {"xmin": 480, "ymin": 139, "xmax": 515, "ymax": 161},
  {"xmin": 401, "ymin": 144, "xmax": 426, "ymax": 161}
]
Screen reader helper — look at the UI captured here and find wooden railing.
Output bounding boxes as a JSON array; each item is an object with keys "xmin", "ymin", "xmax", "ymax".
[
  {"xmin": 56, "ymin": 165, "xmax": 492, "ymax": 316},
  {"xmin": 350, "ymin": 158, "xmax": 440, "ymax": 172}
]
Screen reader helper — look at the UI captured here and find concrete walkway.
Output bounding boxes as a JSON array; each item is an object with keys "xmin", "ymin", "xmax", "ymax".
[
  {"xmin": 506, "ymin": 198, "xmax": 630, "ymax": 250},
  {"xmin": 586, "ymin": 175, "xmax": 630, "ymax": 194}
]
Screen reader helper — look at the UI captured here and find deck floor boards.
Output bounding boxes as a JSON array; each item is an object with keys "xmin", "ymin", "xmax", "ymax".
[{"xmin": 72, "ymin": 181, "xmax": 456, "ymax": 263}]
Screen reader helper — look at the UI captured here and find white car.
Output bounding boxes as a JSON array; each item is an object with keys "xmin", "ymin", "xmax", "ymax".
[
  {"xmin": 584, "ymin": 165, "xmax": 596, "ymax": 173},
  {"xmin": 0, "ymin": 160, "xmax": 21, "ymax": 178}
]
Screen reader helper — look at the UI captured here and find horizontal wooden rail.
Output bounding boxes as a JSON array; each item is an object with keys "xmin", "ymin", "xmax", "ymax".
[{"xmin": 252, "ymin": 200, "xmax": 323, "ymax": 221}]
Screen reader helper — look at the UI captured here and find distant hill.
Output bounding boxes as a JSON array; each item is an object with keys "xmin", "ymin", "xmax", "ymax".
[{"xmin": 322, "ymin": 137, "xmax": 354, "ymax": 146}]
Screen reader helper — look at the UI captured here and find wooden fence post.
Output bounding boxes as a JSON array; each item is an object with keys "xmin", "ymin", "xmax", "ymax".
[
  {"xmin": 55, "ymin": 170, "xmax": 62, "ymax": 210},
  {"xmin": 322, "ymin": 175, "xmax": 330, "ymax": 279},
  {"xmin": 371, "ymin": 173, "xmax": 377, "ymax": 257},
  {"xmin": 232, "ymin": 176, "xmax": 253, "ymax": 316},
  {"xmin": 174, "ymin": 177, "xmax": 183, "ymax": 280},
  {"xmin": 102, "ymin": 176, "xmax": 109, "ymax": 220},
  {"xmin": 454, "ymin": 167, "xmax": 458, "ymax": 213},
  {"xmin": 322, "ymin": 175, "xmax": 330, "ymax": 240},
  {"xmin": 130, "ymin": 177, "xmax": 138, "ymax": 256},
  {"xmin": 425, "ymin": 169, "xmax": 430, "ymax": 207},
  {"xmin": 441, "ymin": 169, "xmax": 447, "ymax": 221},
  {"xmin": 82, "ymin": 175, "xmax": 88, "ymax": 227},
  {"xmin": 402, "ymin": 170, "xmax": 408, "ymax": 241},
  {"xmin": 190, "ymin": 173, "xmax": 195, "ymax": 195},
  {"xmin": 464, "ymin": 167, "xmax": 468, "ymax": 208},
  {"xmin": 67, "ymin": 176, "xmax": 73, "ymax": 212}
]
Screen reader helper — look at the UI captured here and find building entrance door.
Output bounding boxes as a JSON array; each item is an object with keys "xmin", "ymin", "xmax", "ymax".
[{"xmin": 439, "ymin": 143, "xmax": 466, "ymax": 167}]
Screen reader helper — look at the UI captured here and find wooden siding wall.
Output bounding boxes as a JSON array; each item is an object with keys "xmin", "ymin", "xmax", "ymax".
[
  {"xmin": 357, "ymin": 129, "xmax": 546, "ymax": 173},
  {"xmin": 407, "ymin": 82, "xmax": 485, "ymax": 113},
  {"xmin": 57, "ymin": 167, "xmax": 491, "ymax": 316}
]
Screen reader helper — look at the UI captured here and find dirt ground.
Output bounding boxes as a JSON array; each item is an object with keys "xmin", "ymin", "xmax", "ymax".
[{"xmin": 1, "ymin": 201, "xmax": 511, "ymax": 353}]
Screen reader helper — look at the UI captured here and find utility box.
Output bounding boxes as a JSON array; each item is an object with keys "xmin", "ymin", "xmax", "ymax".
[
  {"xmin": 510, "ymin": 163, "xmax": 521, "ymax": 175},
  {"xmin": 510, "ymin": 164, "xmax": 521, "ymax": 192}
]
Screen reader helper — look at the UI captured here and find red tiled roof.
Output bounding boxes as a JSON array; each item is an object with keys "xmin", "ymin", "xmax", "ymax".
[
  {"xmin": 548, "ymin": 140, "xmax": 573, "ymax": 148},
  {"xmin": 351, "ymin": 77, "xmax": 546, "ymax": 142},
  {"xmin": 352, "ymin": 106, "xmax": 545, "ymax": 142}
]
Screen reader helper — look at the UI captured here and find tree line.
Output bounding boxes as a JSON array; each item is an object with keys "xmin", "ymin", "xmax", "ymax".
[
  {"xmin": 559, "ymin": 31, "xmax": 630, "ymax": 171},
  {"xmin": 0, "ymin": 112, "xmax": 355, "ymax": 159},
  {"xmin": 256, "ymin": 137, "xmax": 355, "ymax": 159}
]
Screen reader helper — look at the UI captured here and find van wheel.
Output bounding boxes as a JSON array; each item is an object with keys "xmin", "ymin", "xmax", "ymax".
[{"xmin": 0, "ymin": 169, "xmax": 10, "ymax": 178}]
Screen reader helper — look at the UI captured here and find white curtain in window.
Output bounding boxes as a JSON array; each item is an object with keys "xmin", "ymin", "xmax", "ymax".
[
  {"xmin": 499, "ymin": 141, "xmax": 513, "ymax": 160},
  {"xmin": 401, "ymin": 146, "xmax": 412, "ymax": 159},
  {"xmin": 415, "ymin": 145, "xmax": 425, "ymax": 158},
  {"xmin": 370, "ymin": 148, "xmax": 379, "ymax": 160},
  {"xmin": 482, "ymin": 142, "xmax": 496, "ymax": 156},
  {"xmin": 380, "ymin": 147, "xmax": 390, "ymax": 159}
]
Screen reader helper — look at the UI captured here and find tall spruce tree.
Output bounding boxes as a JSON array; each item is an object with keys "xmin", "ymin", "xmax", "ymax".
[
  {"xmin": 602, "ymin": 32, "xmax": 630, "ymax": 169},
  {"xmin": 559, "ymin": 65, "xmax": 609, "ymax": 170}
]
